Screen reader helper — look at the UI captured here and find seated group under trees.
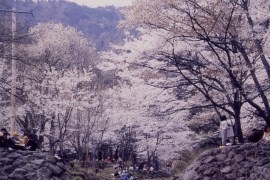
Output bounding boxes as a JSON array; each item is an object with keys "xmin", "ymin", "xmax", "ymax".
[{"xmin": 0, "ymin": 128, "xmax": 37, "ymax": 151}]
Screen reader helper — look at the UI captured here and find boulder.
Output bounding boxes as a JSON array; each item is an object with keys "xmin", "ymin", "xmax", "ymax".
[
  {"xmin": 46, "ymin": 163, "xmax": 64, "ymax": 175},
  {"xmin": 7, "ymin": 152, "xmax": 21, "ymax": 159},
  {"xmin": 25, "ymin": 172, "xmax": 37, "ymax": 180},
  {"xmin": 0, "ymin": 158, "xmax": 13, "ymax": 164},
  {"xmin": 13, "ymin": 159, "xmax": 27, "ymax": 167},
  {"xmin": 37, "ymin": 167, "xmax": 53, "ymax": 178},
  {"xmin": 0, "ymin": 150, "xmax": 72, "ymax": 179},
  {"xmin": 30, "ymin": 159, "xmax": 45, "ymax": 166},
  {"xmin": 181, "ymin": 141, "xmax": 270, "ymax": 180}
]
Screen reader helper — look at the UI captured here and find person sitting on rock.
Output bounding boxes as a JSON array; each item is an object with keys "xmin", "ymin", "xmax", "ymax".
[
  {"xmin": 0, "ymin": 128, "xmax": 10, "ymax": 149},
  {"xmin": 10, "ymin": 132, "xmax": 20, "ymax": 144},
  {"xmin": 20, "ymin": 136, "xmax": 29, "ymax": 145},
  {"xmin": 25, "ymin": 134, "xmax": 38, "ymax": 151},
  {"xmin": 247, "ymin": 128, "xmax": 264, "ymax": 142},
  {"xmin": 262, "ymin": 125, "xmax": 270, "ymax": 141},
  {"xmin": 113, "ymin": 170, "xmax": 120, "ymax": 177},
  {"xmin": 0, "ymin": 132, "xmax": 6, "ymax": 147},
  {"xmin": 8, "ymin": 132, "xmax": 25, "ymax": 150},
  {"xmin": 8, "ymin": 132, "xmax": 30, "ymax": 150},
  {"xmin": 21, "ymin": 135, "xmax": 33, "ymax": 150},
  {"xmin": 0, "ymin": 128, "xmax": 9, "ymax": 136}
]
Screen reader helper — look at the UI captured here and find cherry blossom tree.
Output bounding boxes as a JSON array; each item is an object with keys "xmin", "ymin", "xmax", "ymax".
[
  {"xmin": 14, "ymin": 22, "xmax": 98, "ymax": 154},
  {"xmin": 118, "ymin": 0, "xmax": 270, "ymax": 143},
  {"xmin": 99, "ymin": 39, "xmax": 198, "ymax": 161}
]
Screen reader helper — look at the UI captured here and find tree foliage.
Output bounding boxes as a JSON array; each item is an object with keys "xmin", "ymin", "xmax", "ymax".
[{"xmin": 118, "ymin": 0, "xmax": 270, "ymax": 143}]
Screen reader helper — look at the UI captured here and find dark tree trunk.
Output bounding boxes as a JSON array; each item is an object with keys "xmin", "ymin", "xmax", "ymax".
[{"xmin": 234, "ymin": 109, "xmax": 244, "ymax": 143}]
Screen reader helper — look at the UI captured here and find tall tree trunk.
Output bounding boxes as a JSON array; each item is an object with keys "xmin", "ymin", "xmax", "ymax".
[
  {"xmin": 233, "ymin": 108, "xmax": 244, "ymax": 143},
  {"xmin": 76, "ymin": 109, "xmax": 82, "ymax": 161},
  {"xmin": 38, "ymin": 115, "xmax": 46, "ymax": 150},
  {"xmin": 49, "ymin": 118, "xmax": 56, "ymax": 155}
]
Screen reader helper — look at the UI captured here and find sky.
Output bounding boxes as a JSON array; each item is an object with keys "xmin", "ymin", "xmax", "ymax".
[{"xmin": 67, "ymin": 0, "xmax": 133, "ymax": 8}]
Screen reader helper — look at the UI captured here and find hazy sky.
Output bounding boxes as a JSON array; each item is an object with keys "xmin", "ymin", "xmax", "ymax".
[{"xmin": 67, "ymin": 0, "xmax": 133, "ymax": 8}]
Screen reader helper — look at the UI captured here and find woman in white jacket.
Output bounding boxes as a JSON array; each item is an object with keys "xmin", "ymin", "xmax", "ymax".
[
  {"xmin": 220, "ymin": 115, "xmax": 235, "ymax": 146},
  {"xmin": 220, "ymin": 115, "xmax": 228, "ymax": 146}
]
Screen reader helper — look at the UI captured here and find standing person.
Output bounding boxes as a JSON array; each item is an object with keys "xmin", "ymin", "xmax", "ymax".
[
  {"xmin": 166, "ymin": 161, "xmax": 172, "ymax": 175},
  {"xmin": 114, "ymin": 146, "xmax": 119, "ymax": 163},
  {"xmin": 138, "ymin": 161, "xmax": 145, "ymax": 171},
  {"xmin": 220, "ymin": 115, "xmax": 228, "ymax": 147},
  {"xmin": 117, "ymin": 157, "xmax": 123, "ymax": 169},
  {"xmin": 153, "ymin": 157, "xmax": 159, "ymax": 171},
  {"xmin": 225, "ymin": 117, "xmax": 236, "ymax": 145}
]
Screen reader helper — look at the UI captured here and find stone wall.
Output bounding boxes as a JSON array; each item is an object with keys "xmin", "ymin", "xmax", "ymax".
[
  {"xmin": 180, "ymin": 141, "xmax": 270, "ymax": 180},
  {"xmin": 0, "ymin": 149, "xmax": 72, "ymax": 180}
]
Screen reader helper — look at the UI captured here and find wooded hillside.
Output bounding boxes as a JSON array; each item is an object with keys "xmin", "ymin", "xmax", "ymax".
[{"xmin": 0, "ymin": 0, "xmax": 125, "ymax": 50}]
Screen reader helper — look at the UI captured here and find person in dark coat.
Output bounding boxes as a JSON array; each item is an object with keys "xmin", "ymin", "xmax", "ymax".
[
  {"xmin": 153, "ymin": 157, "xmax": 159, "ymax": 171},
  {"xmin": 138, "ymin": 162, "xmax": 145, "ymax": 171},
  {"xmin": 25, "ymin": 134, "xmax": 38, "ymax": 151},
  {"xmin": 0, "ymin": 128, "xmax": 10, "ymax": 148},
  {"xmin": 247, "ymin": 128, "xmax": 264, "ymax": 142},
  {"xmin": 114, "ymin": 147, "xmax": 119, "ymax": 162}
]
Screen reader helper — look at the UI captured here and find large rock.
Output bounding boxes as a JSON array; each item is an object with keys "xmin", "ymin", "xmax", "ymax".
[
  {"xmin": 0, "ymin": 150, "xmax": 72, "ymax": 179},
  {"xmin": 7, "ymin": 152, "xmax": 21, "ymax": 159},
  {"xmin": 13, "ymin": 159, "xmax": 27, "ymax": 167},
  {"xmin": 9, "ymin": 168, "xmax": 28, "ymax": 180},
  {"xmin": 25, "ymin": 172, "xmax": 38, "ymax": 180},
  {"xmin": 37, "ymin": 167, "xmax": 53, "ymax": 178},
  {"xmin": 0, "ymin": 158, "xmax": 14, "ymax": 164},
  {"xmin": 180, "ymin": 141, "xmax": 270, "ymax": 180},
  {"xmin": 31, "ymin": 159, "xmax": 45, "ymax": 166},
  {"xmin": 46, "ymin": 163, "xmax": 64, "ymax": 175}
]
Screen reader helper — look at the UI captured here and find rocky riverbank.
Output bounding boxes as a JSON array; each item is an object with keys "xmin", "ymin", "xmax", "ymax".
[
  {"xmin": 180, "ymin": 141, "xmax": 270, "ymax": 180},
  {"xmin": 0, "ymin": 149, "xmax": 72, "ymax": 180}
]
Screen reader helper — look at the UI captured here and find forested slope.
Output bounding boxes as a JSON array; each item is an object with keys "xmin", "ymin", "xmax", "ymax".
[{"xmin": 0, "ymin": 0, "xmax": 125, "ymax": 50}]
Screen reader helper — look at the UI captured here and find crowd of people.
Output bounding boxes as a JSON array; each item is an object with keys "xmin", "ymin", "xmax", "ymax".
[
  {"xmin": 107, "ymin": 156, "xmax": 163, "ymax": 180},
  {"xmin": 0, "ymin": 128, "xmax": 37, "ymax": 151}
]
